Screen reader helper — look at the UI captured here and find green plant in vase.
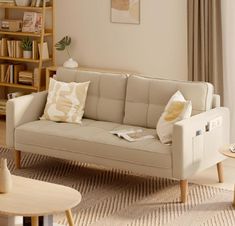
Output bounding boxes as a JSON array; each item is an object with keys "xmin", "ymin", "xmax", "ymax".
[
  {"xmin": 21, "ymin": 37, "xmax": 32, "ymax": 59},
  {"xmin": 55, "ymin": 36, "xmax": 78, "ymax": 68}
]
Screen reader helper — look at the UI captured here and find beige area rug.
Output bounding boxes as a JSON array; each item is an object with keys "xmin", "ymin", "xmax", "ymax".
[{"xmin": 0, "ymin": 147, "xmax": 235, "ymax": 226}]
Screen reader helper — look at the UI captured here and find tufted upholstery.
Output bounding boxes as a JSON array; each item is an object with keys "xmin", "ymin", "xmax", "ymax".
[
  {"xmin": 7, "ymin": 67, "xmax": 229, "ymax": 182},
  {"xmin": 124, "ymin": 75, "xmax": 214, "ymax": 128},
  {"xmin": 56, "ymin": 68, "xmax": 128, "ymax": 123}
]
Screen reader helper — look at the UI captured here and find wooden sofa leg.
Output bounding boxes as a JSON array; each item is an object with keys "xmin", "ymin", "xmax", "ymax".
[
  {"xmin": 217, "ymin": 162, "xmax": 224, "ymax": 183},
  {"xmin": 15, "ymin": 150, "xmax": 21, "ymax": 169},
  {"xmin": 180, "ymin": 180, "xmax": 188, "ymax": 203}
]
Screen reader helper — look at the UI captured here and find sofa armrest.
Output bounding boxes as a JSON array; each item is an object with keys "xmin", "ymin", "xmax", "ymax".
[
  {"xmin": 172, "ymin": 107, "xmax": 230, "ymax": 180},
  {"xmin": 212, "ymin": 94, "xmax": 220, "ymax": 108},
  {"xmin": 6, "ymin": 91, "xmax": 48, "ymax": 148}
]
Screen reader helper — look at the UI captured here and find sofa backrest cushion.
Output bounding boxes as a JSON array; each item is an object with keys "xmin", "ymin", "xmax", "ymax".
[
  {"xmin": 124, "ymin": 75, "xmax": 214, "ymax": 128},
  {"xmin": 56, "ymin": 68, "xmax": 128, "ymax": 123}
]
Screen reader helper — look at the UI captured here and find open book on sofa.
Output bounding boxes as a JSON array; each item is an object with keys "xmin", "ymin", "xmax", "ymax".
[{"xmin": 110, "ymin": 129, "xmax": 155, "ymax": 142}]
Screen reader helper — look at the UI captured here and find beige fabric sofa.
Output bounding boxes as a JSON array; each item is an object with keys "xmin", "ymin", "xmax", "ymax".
[{"xmin": 6, "ymin": 68, "xmax": 230, "ymax": 203}]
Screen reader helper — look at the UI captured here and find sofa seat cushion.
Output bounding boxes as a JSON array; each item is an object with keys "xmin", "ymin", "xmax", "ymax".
[{"xmin": 15, "ymin": 119, "xmax": 172, "ymax": 169}]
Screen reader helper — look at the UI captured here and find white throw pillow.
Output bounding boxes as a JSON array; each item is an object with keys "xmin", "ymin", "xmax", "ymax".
[
  {"xmin": 156, "ymin": 91, "xmax": 192, "ymax": 144},
  {"xmin": 41, "ymin": 78, "xmax": 90, "ymax": 124}
]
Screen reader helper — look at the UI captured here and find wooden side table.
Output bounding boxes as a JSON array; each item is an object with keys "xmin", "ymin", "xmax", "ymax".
[
  {"xmin": 220, "ymin": 146, "xmax": 235, "ymax": 207},
  {"xmin": 46, "ymin": 66, "xmax": 58, "ymax": 90},
  {"xmin": 0, "ymin": 176, "xmax": 81, "ymax": 226}
]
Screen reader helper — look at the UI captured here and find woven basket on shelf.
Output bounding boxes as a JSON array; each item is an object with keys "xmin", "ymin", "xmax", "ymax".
[{"xmin": 15, "ymin": 0, "xmax": 31, "ymax": 6}]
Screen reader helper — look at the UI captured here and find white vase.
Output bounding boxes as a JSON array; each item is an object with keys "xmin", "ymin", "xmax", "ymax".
[
  {"xmin": 23, "ymin": 51, "xmax": 32, "ymax": 59},
  {"xmin": 0, "ymin": 158, "xmax": 12, "ymax": 193},
  {"xmin": 63, "ymin": 58, "xmax": 78, "ymax": 68}
]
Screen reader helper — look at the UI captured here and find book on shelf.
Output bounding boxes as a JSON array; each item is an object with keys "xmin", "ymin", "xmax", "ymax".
[
  {"xmin": 14, "ymin": 64, "xmax": 25, "ymax": 83},
  {"xmin": 1, "ymin": 38, "xmax": 21, "ymax": 58},
  {"xmin": 7, "ymin": 40, "xmax": 11, "ymax": 57},
  {"xmin": 0, "ymin": 106, "xmax": 6, "ymax": 111},
  {"xmin": 38, "ymin": 42, "xmax": 49, "ymax": 59},
  {"xmin": 31, "ymin": 0, "xmax": 37, "ymax": 7},
  {"xmin": 32, "ymin": 40, "xmax": 39, "ymax": 59},
  {"xmin": 5, "ymin": 65, "xmax": 12, "ymax": 83},
  {"xmin": 0, "ymin": 63, "xmax": 8, "ymax": 82},
  {"xmin": 0, "ymin": 63, "xmax": 25, "ymax": 84},
  {"xmin": 15, "ymin": 40, "xmax": 23, "ymax": 58},
  {"xmin": 35, "ymin": 13, "xmax": 42, "ymax": 32},
  {"xmin": 0, "ymin": 38, "xmax": 8, "ymax": 57},
  {"xmin": 35, "ymin": 0, "xmax": 41, "ymax": 7},
  {"xmin": 34, "ymin": 67, "xmax": 45, "ymax": 87},
  {"xmin": 0, "ymin": 0, "xmax": 15, "ymax": 6},
  {"xmin": 22, "ymin": 12, "xmax": 42, "ymax": 33},
  {"xmin": 0, "ymin": 99, "xmax": 6, "ymax": 114},
  {"xmin": 0, "ymin": 99, "xmax": 6, "ymax": 105},
  {"xmin": 0, "ymin": 37, "xmax": 49, "ymax": 60},
  {"xmin": 31, "ymin": 0, "xmax": 50, "ymax": 7},
  {"xmin": 18, "ymin": 70, "xmax": 33, "ymax": 85},
  {"xmin": 22, "ymin": 12, "xmax": 37, "ymax": 33},
  {"xmin": 7, "ymin": 40, "xmax": 23, "ymax": 58},
  {"xmin": 9, "ymin": 64, "xmax": 13, "ymax": 83}
]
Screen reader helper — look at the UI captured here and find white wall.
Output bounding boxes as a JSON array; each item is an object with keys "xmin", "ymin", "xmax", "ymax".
[{"xmin": 55, "ymin": 0, "xmax": 188, "ymax": 80}]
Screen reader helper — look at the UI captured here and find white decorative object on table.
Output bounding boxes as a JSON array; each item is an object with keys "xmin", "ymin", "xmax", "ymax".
[
  {"xmin": 55, "ymin": 36, "xmax": 79, "ymax": 69},
  {"xmin": 0, "ymin": 158, "xmax": 12, "ymax": 194},
  {"xmin": 63, "ymin": 58, "xmax": 78, "ymax": 68},
  {"xmin": 15, "ymin": 0, "xmax": 31, "ymax": 6}
]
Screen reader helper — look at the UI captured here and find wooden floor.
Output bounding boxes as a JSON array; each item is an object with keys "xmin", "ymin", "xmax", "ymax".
[{"xmin": 0, "ymin": 117, "xmax": 6, "ymax": 147}]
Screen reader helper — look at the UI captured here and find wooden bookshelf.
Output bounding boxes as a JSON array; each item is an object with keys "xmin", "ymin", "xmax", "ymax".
[
  {"xmin": 0, "ymin": 82, "xmax": 38, "ymax": 90},
  {"xmin": 0, "ymin": 56, "xmax": 52, "ymax": 63},
  {"xmin": 0, "ymin": 5, "xmax": 53, "ymax": 11},
  {"xmin": 0, "ymin": 30, "xmax": 53, "ymax": 37},
  {"xmin": 0, "ymin": 0, "xmax": 55, "ymax": 116}
]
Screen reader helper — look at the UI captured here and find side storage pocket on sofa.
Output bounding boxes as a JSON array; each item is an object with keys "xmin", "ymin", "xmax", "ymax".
[{"xmin": 192, "ymin": 134, "xmax": 204, "ymax": 171}]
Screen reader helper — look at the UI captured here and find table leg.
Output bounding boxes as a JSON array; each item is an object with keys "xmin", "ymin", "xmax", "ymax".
[
  {"xmin": 31, "ymin": 216, "xmax": 39, "ymax": 226},
  {"xmin": 233, "ymin": 184, "xmax": 235, "ymax": 207},
  {"xmin": 65, "ymin": 209, "xmax": 75, "ymax": 226}
]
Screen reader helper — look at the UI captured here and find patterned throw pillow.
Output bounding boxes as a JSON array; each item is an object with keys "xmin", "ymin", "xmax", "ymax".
[
  {"xmin": 156, "ymin": 91, "xmax": 192, "ymax": 144},
  {"xmin": 41, "ymin": 78, "xmax": 90, "ymax": 124}
]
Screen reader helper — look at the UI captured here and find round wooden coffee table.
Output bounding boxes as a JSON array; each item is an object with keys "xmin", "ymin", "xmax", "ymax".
[
  {"xmin": 0, "ymin": 176, "xmax": 81, "ymax": 226},
  {"xmin": 220, "ymin": 145, "xmax": 235, "ymax": 207}
]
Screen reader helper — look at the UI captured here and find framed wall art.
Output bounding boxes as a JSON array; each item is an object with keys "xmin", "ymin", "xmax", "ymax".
[{"xmin": 111, "ymin": 0, "xmax": 140, "ymax": 24}]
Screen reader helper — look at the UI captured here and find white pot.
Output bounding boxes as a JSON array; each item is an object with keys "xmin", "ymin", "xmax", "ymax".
[
  {"xmin": 63, "ymin": 58, "xmax": 78, "ymax": 68},
  {"xmin": 15, "ymin": 0, "xmax": 31, "ymax": 6},
  {"xmin": 0, "ymin": 159, "xmax": 12, "ymax": 193},
  {"xmin": 23, "ymin": 50, "xmax": 32, "ymax": 59}
]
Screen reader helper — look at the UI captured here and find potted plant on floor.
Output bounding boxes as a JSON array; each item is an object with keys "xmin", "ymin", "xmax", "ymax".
[
  {"xmin": 55, "ymin": 36, "xmax": 78, "ymax": 68},
  {"xmin": 21, "ymin": 37, "xmax": 32, "ymax": 59}
]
